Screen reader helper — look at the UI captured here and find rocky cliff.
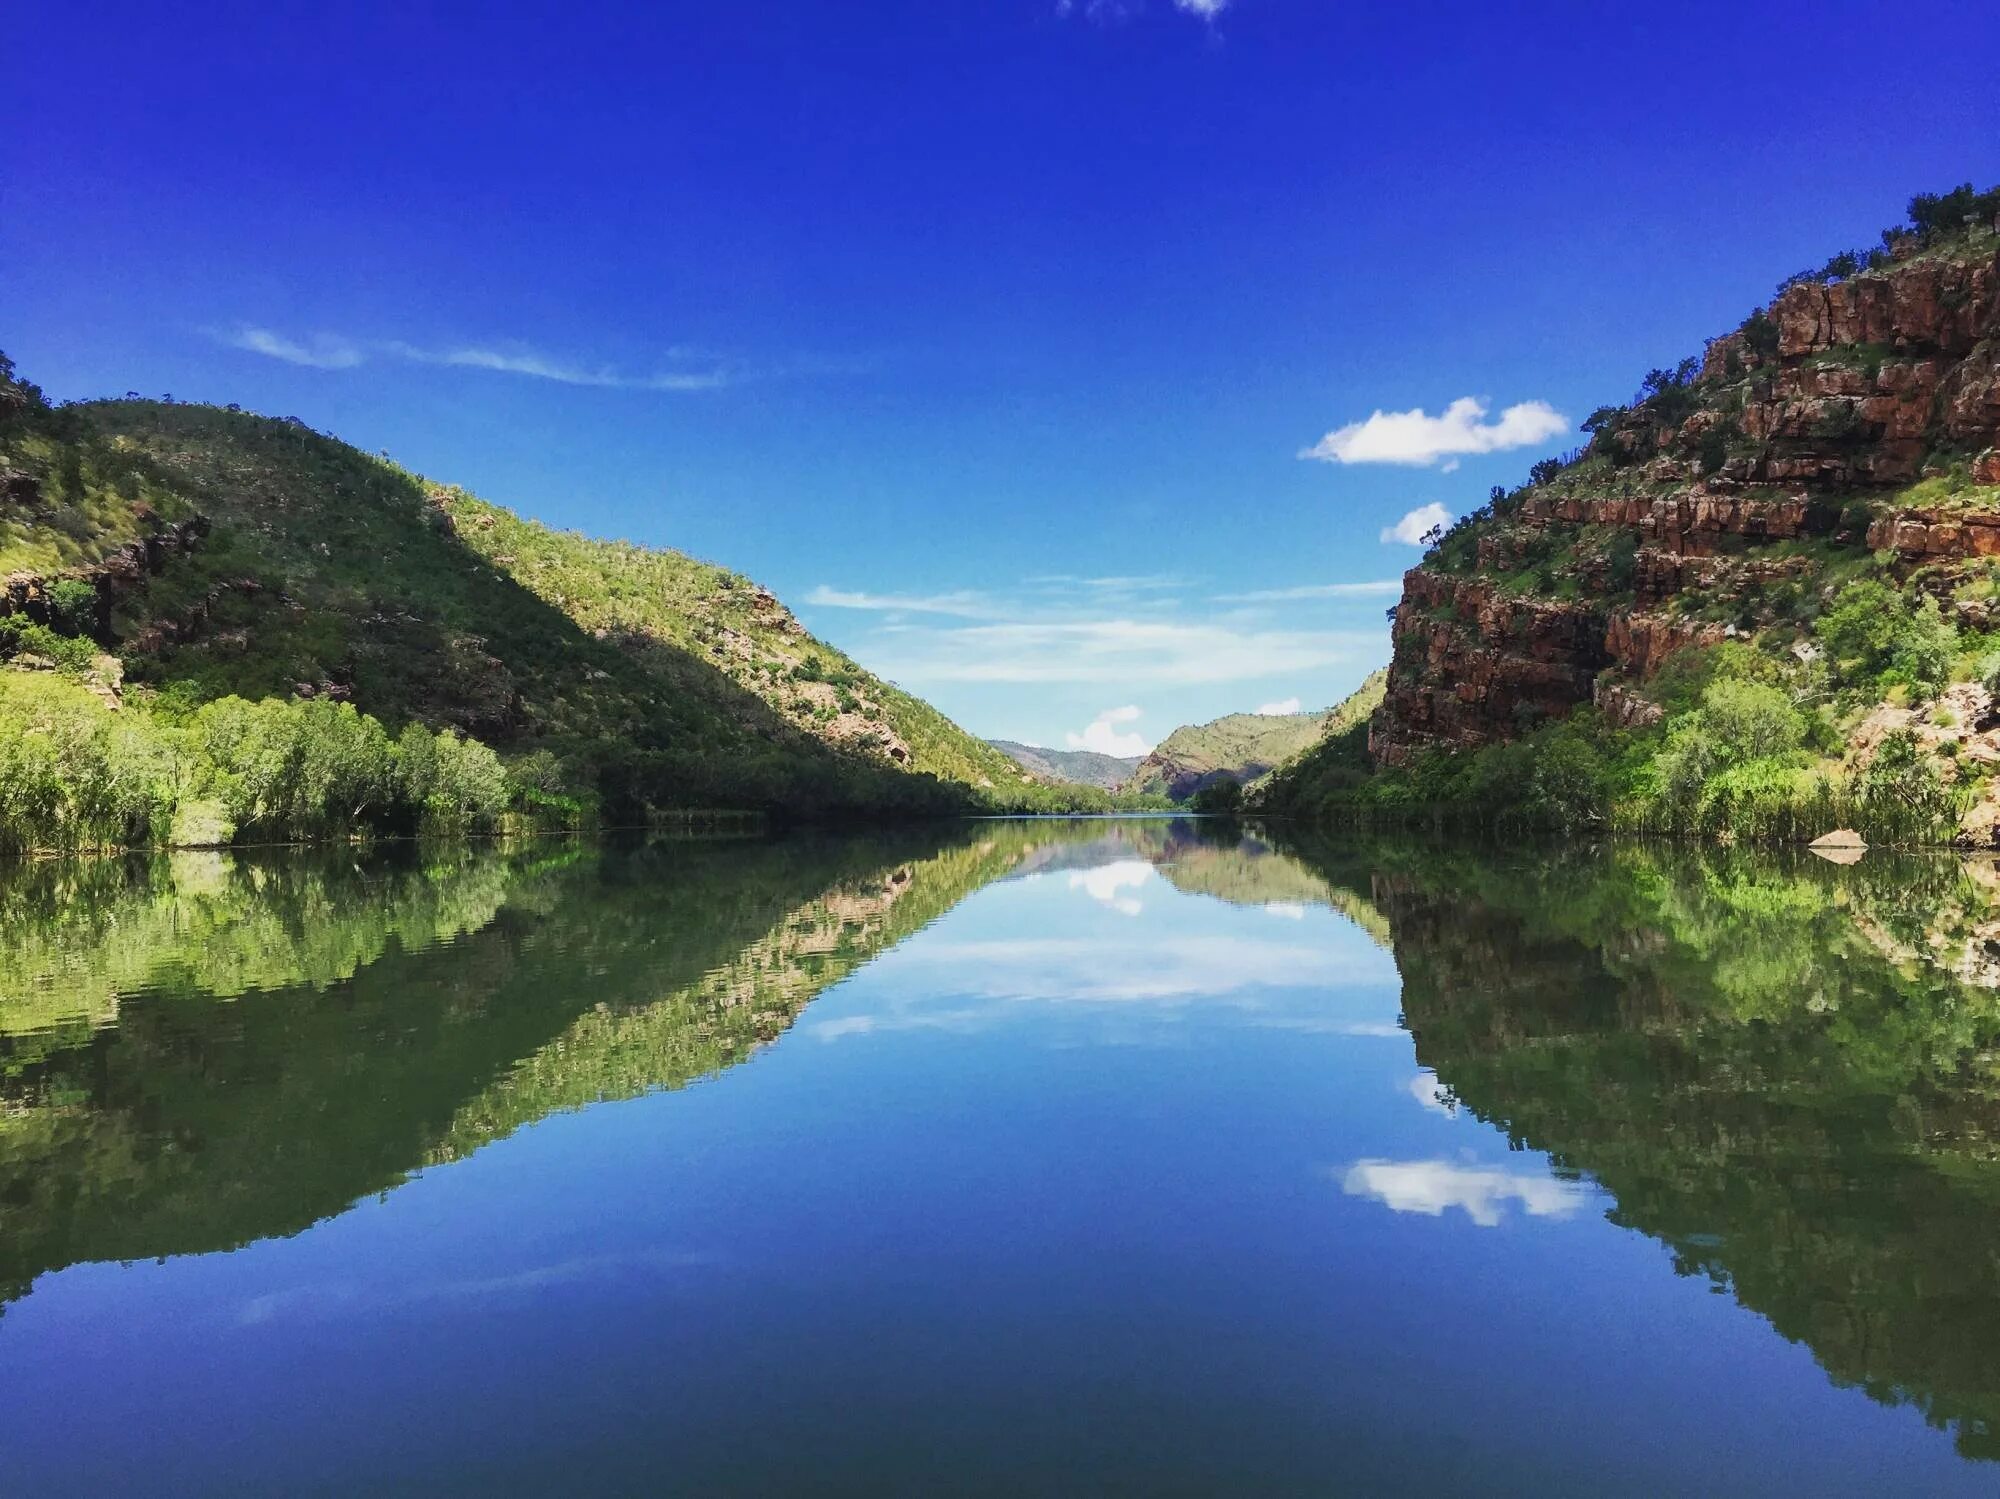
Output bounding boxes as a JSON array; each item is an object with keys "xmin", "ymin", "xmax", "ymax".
[{"xmin": 1372, "ymin": 202, "xmax": 2000, "ymax": 766}]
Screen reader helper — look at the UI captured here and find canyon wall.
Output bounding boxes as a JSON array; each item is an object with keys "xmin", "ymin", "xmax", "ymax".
[{"xmin": 1371, "ymin": 233, "xmax": 2000, "ymax": 766}]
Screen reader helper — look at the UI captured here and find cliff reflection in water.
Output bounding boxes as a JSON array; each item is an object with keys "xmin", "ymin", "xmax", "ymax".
[
  {"xmin": 1272, "ymin": 831, "xmax": 2000, "ymax": 1462},
  {"xmin": 7, "ymin": 819, "xmax": 2000, "ymax": 1462}
]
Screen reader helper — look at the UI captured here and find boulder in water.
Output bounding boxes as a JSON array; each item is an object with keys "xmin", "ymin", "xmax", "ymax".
[{"xmin": 1809, "ymin": 829, "xmax": 1867, "ymax": 865}]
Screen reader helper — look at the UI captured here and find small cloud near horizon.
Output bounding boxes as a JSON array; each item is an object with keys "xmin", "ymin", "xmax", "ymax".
[
  {"xmin": 805, "ymin": 585, "xmax": 996, "ymax": 618},
  {"xmin": 1256, "ymin": 696, "xmax": 1301, "ymax": 715},
  {"xmin": 874, "ymin": 617, "xmax": 1367, "ymax": 686},
  {"xmin": 1212, "ymin": 578, "xmax": 1402, "ymax": 604},
  {"xmin": 1381, "ymin": 502, "xmax": 1452, "ymax": 546},
  {"xmin": 1302, "ymin": 396, "xmax": 1566, "ymax": 468},
  {"xmin": 1066, "ymin": 705, "xmax": 1153, "ymax": 758}
]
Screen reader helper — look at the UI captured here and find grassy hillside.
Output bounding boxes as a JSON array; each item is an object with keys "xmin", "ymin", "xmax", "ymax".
[
  {"xmin": 987, "ymin": 738, "xmax": 1142, "ymax": 790},
  {"xmin": 0, "ymin": 362, "xmax": 1083, "ymax": 845},
  {"xmin": 1132, "ymin": 669, "xmax": 1387, "ymax": 801}
]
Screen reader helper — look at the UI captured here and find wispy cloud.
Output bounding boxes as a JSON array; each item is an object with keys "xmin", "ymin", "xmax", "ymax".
[
  {"xmin": 1381, "ymin": 501, "xmax": 1451, "ymax": 546},
  {"xmin": 873, "ymin": 617, "xmax": 1366, "ymax": 686},
  {"xmin": 221, "ymin": 327, "xmax": 365, "ymax": 370},
  {"xmin": 1028, "ymin": 573, "xmax": 1183, "ymax": 593},
  {"xmin": 883, "ymin": 932, "xmax": 1377, "ymax": 1005},
  {"xmin": 384, "ymin": 341, "xmax": 734, "ymax": 391},
  {"xmin": 1066, "ymin": 704, "xmax": 1153, "ymax": 757},
  {"xmin": 1055, "ymin": 0, "xmax": 1227, "ymax": 25},
  {"xmin": 804, "ymin": 585, "xmax": 998, "ymax": 618},
  {"xmin": 1256, "ymin": 696, "xmax": 1301, "ymax": 715},
  {"xmin": 216, "ymin": 325, "xmax": 757, "ymax": 392},
  {"xmin": 1212, "ymin": 578, "xmax": 1402, "ymax": 604},
  {"xmin": 1302, "ymin": 396, "xmax": 1567, "ymax": 467}
]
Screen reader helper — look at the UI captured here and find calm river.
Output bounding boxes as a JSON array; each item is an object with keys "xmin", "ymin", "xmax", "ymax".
[{"xmin": 2, "ymin": 819, "xmax": 1996, "ymax": 1494}]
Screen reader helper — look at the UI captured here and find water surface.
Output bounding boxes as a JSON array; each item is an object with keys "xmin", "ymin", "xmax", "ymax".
[{"xmin": 3, "ymin": 821, "xmax": 1999, "ymax": 1494}]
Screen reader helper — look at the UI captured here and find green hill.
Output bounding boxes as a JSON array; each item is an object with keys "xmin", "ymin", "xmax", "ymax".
[
  {"xmin": 0, "ymin": 361, "xmax": 1076, "ymax": 847},
  {"xmin": 1130, "ymin": 669, "xmax": 1386, "ymax": 801},
  {"xmin": 986, "ymin": 738, "xmax": 1143, "ymax": 790}
]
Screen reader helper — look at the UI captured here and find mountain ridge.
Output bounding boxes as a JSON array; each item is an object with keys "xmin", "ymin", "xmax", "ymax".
[
  {"xmin": 986, "ymin": 739, "xmax": 1142, "ymax": 790},
  {"xmin": 1131, "ymin": 670, "xmax": 1387, "ymax": 801}
]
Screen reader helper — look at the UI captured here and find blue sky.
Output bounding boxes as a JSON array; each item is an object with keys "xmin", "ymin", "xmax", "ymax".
[{"xmin": 11, "ymin": 1, "xmax": 1998, "ymax": 751}]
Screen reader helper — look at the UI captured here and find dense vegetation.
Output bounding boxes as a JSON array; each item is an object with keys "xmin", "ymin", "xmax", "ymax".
[
  {"xmin": 0, "ymin": 353, "xmax": 1118, "ymax": 849},
  {"xmin": 1258, "ymin": 601, "xmax": 1979, "ymax": 844}
]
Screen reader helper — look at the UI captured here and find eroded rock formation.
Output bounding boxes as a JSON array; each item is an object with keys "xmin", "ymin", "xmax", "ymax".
[{"xmin": 1372, "ymin": 232, "xmax": 2000, "ymax": 766}]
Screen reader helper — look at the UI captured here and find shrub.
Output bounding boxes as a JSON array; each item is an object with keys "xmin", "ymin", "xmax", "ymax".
[
  {"xmin": 1816, "ymin": 581, "xmax": 1959, "ymax": 697},
  {"xmin": 1527, "ymin": 731, "xmax": 1610, "ymax": 832},
  {"xmin": 1893, "ymin": 596, "xmax": 1956, "ymax": 694},
  {"xmin": 1654, "ymin": 678, "xmax": 1806, "ymax": 822},
  {"xmin": 44, "ymin": 579, "xmax": 99, "ymax": 637}
]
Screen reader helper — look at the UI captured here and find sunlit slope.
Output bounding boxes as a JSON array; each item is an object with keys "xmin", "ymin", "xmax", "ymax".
[
  {"xmin": 1134, "ymin": 670, "xmax": 1388, "ymax": 802},
  {"xmin": 1, "ymin": 390, "xmax": 1028, "ymax": 811}
]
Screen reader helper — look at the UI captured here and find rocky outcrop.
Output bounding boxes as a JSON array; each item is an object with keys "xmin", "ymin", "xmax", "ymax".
[
  {"xmin": 1, "ymin": 515, "xmax": 209, "ymax": 636},
  {"xmin": 1371, "ymin": 232, "xmax": 2000, "ymax": 765},
  {"xmin": 1373, "ymin": 573, "xmax": 1610, "ymax": 765},
  {"xmin": 1516, "ymin": 488, "xmax": 1833, "ymax": 552}
]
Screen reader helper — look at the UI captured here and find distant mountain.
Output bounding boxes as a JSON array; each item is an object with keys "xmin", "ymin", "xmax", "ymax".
[
  {"xmin": 988, "ymin": 739, "xmax": 1143, "ymax": 791},
  {"xmin": 1128, "ymin": 671, "xmax": 1388, "ymax": 802}
]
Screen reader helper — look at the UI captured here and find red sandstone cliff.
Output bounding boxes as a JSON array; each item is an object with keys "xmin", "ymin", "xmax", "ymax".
[{"xmin": 1371, "ymin": 225, "xmax": 2000, "ymax": 767}]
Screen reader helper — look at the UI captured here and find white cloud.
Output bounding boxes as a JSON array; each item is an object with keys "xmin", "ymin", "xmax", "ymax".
[
  {"xmin": 1301, "ymin": 396, "xmax": 1567, "ymax": 467},
  {"xmin": 1256, "ymin": 696, "xmax": 1302, "ymax": 715},
  {"xmin": 1381, "ymin": 502, "xmax": 1452, "ymax": 546},
  {"xmin": 1263, "ymin": 902, "xmax": 1307, "ymax": 920},
  {"xmin": 1408, "ymin": 1071, "xmax": 1456, "ymax": 1115},
  {"xmin": 1175, "ymin": 0, "xmax": 1228, "ymax": 16},
  {"xmin": 1066, "ymin": 705, "xmax": 1153, "ymax": 758},
  {"xmin": 222, "ymin": 327, "xmax": 364, "ymax": 370},
  {"xmin": 877, "ymin": 618, "xmax": 1366, "ymax": 686},
  {"xmin": 1069, "ymin": 859, "xmax": 1155, "ymax": 916},
  {"xmin": 1211, "ymin": 579, "xmax": 1402, "ymax": 604},
  {"xmin": 805, "ymin": 585, "xmax": 996, "ymax": 618},
  {"xmin": 1340, "ymin": 1158, "xmax": 1590, "ymax": 1227},
  {"xmin": 216, "ymin": 326, "xmax": 741, "ymax": 392}
]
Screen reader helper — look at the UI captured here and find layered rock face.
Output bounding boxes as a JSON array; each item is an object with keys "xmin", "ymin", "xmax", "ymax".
[{"xmin": 1372, "ymin": 233, "xmax": 2000, "ymax": 766}]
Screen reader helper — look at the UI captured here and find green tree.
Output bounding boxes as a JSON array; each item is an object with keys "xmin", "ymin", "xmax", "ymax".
[{"xmin": 1190, "ymin": 779, "xmax": 1245, "ymax": 814}]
